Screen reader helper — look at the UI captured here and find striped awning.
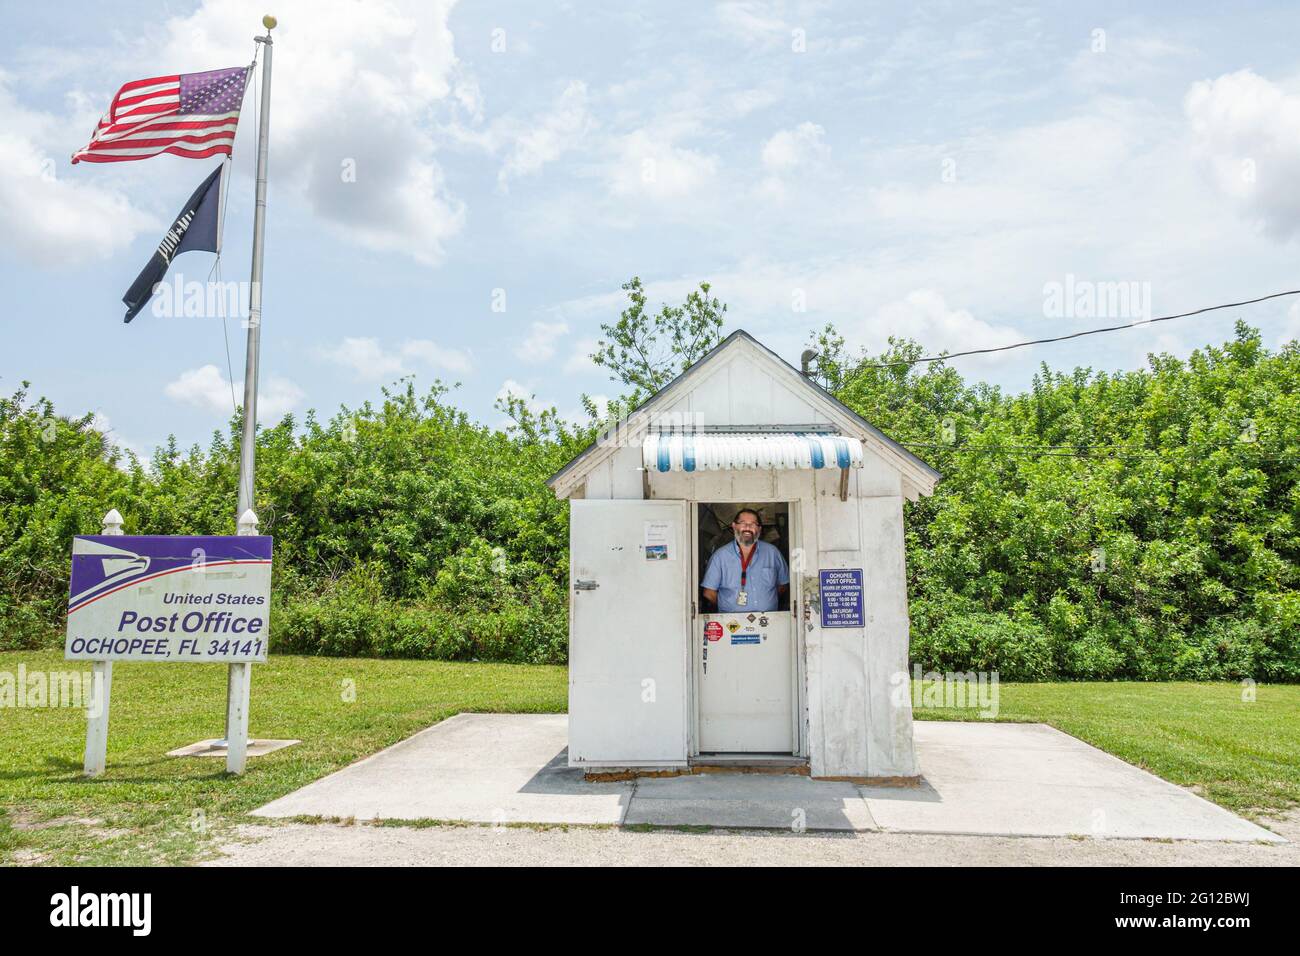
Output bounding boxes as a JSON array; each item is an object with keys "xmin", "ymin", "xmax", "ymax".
[{"xmin": 642, "ymin": 432, "xmax": 864, "ymax": 473}]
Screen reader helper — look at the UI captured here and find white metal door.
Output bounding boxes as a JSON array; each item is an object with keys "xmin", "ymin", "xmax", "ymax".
[
  {"xmin": 699, "ymin": 610, "xmax": 794, "ymax": 753},
  {"xmin": 568, "ymin": 499, "xmax": 689, "ymax": 765}
]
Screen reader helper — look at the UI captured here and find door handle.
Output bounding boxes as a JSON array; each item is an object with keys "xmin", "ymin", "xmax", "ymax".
[{"xmin": 573, "ymin": 579, "xmax": 599, "ymax": 591}]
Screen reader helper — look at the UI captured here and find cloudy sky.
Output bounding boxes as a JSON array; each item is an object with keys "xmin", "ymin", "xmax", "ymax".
[{"xmin": 4, "ymin": 1, "xmax": 1300, "ymax": 457}]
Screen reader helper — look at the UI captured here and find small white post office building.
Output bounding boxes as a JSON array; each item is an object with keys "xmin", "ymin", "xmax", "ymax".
[{"xmin": 548, "ymin": 330, "xmax": 940, "ymax": 780}]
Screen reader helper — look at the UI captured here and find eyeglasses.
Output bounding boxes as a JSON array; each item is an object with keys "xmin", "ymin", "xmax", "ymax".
[{"xmin": 734, "ymin": 522, "xmax": 760, "ymax": 530}]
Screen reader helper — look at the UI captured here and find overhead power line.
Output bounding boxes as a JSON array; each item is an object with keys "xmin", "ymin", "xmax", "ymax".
[
  {"xmin": 899, "ymin": 440, "xmax": 1300, "ymax": 463},
  {"xmin": 858, "ymin": 289, "xmax": 1300, "ymax": 370}
]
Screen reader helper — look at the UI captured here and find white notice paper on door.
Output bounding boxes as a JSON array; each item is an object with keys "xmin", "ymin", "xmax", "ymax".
[{"xmin": 644, "ymin": 521, "xmax": 674, "ymax": 560}]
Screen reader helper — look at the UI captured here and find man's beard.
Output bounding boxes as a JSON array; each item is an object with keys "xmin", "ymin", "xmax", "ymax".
[{"xmin": 736, "ymin": 530, "xmax": 756, "ymax": 546}]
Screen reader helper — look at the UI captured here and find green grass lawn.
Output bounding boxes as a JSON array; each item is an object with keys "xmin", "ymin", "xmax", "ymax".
[
  {"xmin": 1, "ymin": 648, "xmax": 1296, "ymax": 865},
  {"xmin": 914, "ymin": 680, "xmax": 1300, "ymax": 812},
  {"xmin": 0, "ymin": 649, "xmax": 566, "ymax": 865}
]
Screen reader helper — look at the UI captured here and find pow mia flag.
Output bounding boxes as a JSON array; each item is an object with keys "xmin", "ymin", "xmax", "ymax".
[{"xmin": 122, "ymin": 163, "xmax": 224, "ymax": 323}]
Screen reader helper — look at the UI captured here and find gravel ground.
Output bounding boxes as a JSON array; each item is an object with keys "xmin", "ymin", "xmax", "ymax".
[{"xmin": 204, "ymin": 810, "xmax": 1298, "ymax": 867}]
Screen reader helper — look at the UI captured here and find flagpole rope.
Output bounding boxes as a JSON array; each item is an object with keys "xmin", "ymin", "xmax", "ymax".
[
  {"xmin": 212, "ymin": 43, "xmax": 262, "ymax": 417},
  {"xmin": 204, "ymin": 251, "xmax": 237, "ymax": 413},
  {"xmin": 214, "ymin": 257, "xmax": 238, "ymax": 413}
]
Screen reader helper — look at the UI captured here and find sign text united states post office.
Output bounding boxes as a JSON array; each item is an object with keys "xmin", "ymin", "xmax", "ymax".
[{"xmin": 66, "ymin": 534, "xmax": 273, "ymax": 663}]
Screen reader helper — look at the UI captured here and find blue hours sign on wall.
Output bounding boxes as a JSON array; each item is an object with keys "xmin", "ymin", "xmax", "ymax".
[{"xmin": 818, "ymin": 569, "xmax": 864, "ymax": 628}]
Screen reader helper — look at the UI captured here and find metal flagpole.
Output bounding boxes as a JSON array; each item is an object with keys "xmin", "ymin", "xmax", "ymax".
[
  {"xmin": 236, "ymin": 16, "xmax": 275, "ymax": 522},
  {"xmin": 223, "ymin": 14, "xmax": 276, "ymax": 747}
]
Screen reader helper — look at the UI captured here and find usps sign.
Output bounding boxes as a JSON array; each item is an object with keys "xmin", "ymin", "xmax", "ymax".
[{"xmin": 65, "ymin": 535, "xmax": 272, "ymax": 663}]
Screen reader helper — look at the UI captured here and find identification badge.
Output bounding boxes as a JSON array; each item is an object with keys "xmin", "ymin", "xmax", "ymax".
[{"xmin": 736, "ymin": 590, "xmax": 748, "ymax": 606}]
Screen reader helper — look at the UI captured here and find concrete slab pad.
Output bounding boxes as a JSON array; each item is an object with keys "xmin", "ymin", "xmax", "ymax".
[
  {"xmin": 168, "ymin": 738, "xmax": 300, "ymax": 758},
  {"xmin": 252, "ymin": 714, "xmax": 631, "ymax": 825},
  {"xmin": 861, "ymin": 722, "xmax": 1283, "ymax": 843},
  {"xmin": 250, "ymin": 715, "xmax": 1284, "ymax": 843},
  {"xmin": 626, "ymin": 773, "xmax": 875, "ymax": 831}
]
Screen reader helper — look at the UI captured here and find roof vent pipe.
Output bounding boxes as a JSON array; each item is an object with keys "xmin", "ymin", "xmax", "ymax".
[{"xmin": 800, "ymin": 349, "xmax": 818, "ymax": 377}]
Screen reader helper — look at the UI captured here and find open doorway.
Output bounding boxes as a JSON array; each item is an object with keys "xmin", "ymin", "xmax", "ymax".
[
  {"xmin": 694, "ymin": 500, "xmax": 797, "ymax": 755},
  {"xmin": 696, "ymin": 502, "xmax": 791, "ymax": 613}
]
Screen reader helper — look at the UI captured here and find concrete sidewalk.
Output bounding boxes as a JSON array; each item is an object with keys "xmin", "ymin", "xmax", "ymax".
[{"xmin": 250, "ymin": 714, "xmax": 1283, "ymax": 843}]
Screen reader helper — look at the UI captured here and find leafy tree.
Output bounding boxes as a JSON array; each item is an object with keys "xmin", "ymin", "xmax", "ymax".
[
  {"xmin": 591, "ymin": 276, "xmax": 726, "ymax": 396},
  {"xmin": 825, "ymin": 319, "xmax": 1300, "ymax": 681},
  {"xmin": 801, "ymin": 323, "xmax": 849, "ymax": 391}
]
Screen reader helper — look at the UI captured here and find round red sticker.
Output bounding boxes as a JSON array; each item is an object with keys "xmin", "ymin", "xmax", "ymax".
[{"xmin": 705, "ymin": 621, "xmax": 723, "ymax": 642}]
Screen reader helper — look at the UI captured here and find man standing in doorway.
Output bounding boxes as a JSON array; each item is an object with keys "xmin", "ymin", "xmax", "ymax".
[{"xmin": 701, "ymin": 509, "xmax": 789, "ymax": 612}]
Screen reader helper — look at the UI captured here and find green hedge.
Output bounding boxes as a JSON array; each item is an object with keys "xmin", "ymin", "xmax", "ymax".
[
  {"xmin": 272, "ymin": 597, "xmax": 567, "ymax": 664},
  {"xmin": 5, "ymin": 323, "xmax": 1300, "ymax": 679}
]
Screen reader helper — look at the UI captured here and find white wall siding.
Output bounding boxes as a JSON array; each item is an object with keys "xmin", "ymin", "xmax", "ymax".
[
  {"xmin": 858, "ymin": 449, "xmax": 904, "ymax": 497},
  {"xmin": 584, "ymin": 459, "xmax": 612, "ymax": 499},
  {"xmin": 815, "ymin": 475, "xmax": 860, "ymax": 551},
  {"xmin": 609, "ymin": 445, "xmax": 644, "ymax": 499},
  {"xmin": 804, "ymin": 458, "xmax": 914, "ymax": 777},
  {"xmin": 860, "ymin": 494, "xmax": 917, "ymax": 777},
  {"xmin": 662, "ymin": 351, "xmax": 834, "ymax": 428},
  {"xmin": 583, "ymin": 445, "xmax": 644, "ymax": 500}
]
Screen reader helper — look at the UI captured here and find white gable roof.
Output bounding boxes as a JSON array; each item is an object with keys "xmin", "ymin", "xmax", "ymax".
[{"xmin": 548, "ymin": 329, "xmax": 941, "ymax": 500}]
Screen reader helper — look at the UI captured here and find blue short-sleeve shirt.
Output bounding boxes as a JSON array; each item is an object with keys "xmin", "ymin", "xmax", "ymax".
[{"xmin": 701, "ymin": 539, "xmax": 789, "ymax": 612}]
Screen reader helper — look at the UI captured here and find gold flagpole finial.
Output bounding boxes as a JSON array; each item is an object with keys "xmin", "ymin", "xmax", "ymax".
[{"xmin": 262, "ymin": 14, "xmax": 277, "ymax": 31}]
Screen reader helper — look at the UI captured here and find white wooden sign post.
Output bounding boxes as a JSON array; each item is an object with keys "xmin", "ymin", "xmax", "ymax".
[
  {"xmin": 82, "ymin": 510, "xmax": 122, "ymax": 777},
  {"xmin": 68, "ymin": 509, "xmax": 272, "ymax": 776}
]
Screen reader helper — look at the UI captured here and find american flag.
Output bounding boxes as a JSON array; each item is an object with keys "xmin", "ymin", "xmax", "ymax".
[{"xmin": 71, "ymin": 65, "xmax": 251, "ymax": 164}]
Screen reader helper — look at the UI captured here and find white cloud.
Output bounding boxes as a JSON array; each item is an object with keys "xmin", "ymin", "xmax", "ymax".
[
  {"xmin": 861, "ymin": 290, "xmax": 1022, "ymax": 361},
  {"xmin": 604, "ymin": 128, "xmax": 719, "ymax": 200},
  {"xmin": 861, "ymin": 108, "xmax": 1141, "ymax": 236},
  {"xmin": 1149, "ymin": 331, "xmax": 1190, "ymax": 358},
  {"xmin": 0, "ymin": 73, "xmax": 156, "ymax": 266},
  {"xmin": 498, "ymin": 81, "xmax": 594, "ymax": 188},
  {"xmin": 761, "ymin": 122, "xmax": 828, "ymax": 171},
  {"xmin": 1068, "ymin": 32, "xmax": 1193, "ymax": 91},
  {"xmin": 401, "ymin": 339, "xmax": 474, "ymax": 374},
  {"xmin": 150, "ymin": 0, "xmax": 467, "ymax": 265},
  {"xmin": 758, "ymin": 121, "xmax": 830, "ymax": 200},
  {"xmin": 164, "ymin": 366, "xmax": 235, "ymax": 413},
  {"xmin": 164, "ymin": 364, "xmax": 303, "ymax": 421},
  {"xmin": 496, "ymin": 378, "xmax": 531, "ymax": 402},
  {"xmin": 564, "ymin": 337, "xmax": 601, "ymax": 375},
  {"xmin": 1280, "ymin": 301, "xmax": 1300, "ymax": 345},
  {"xmin": 1185, "ymin": 69, "xmax": 1300, "ymax": 240},
  {"xmin": 715, "ymin": 2, "xmax": 788, "ymax": 46},
  {"xmin": 319, "ymin": 339, "xmax": 404, "ymax": 382},
  {"xmin": 256, "ymin": 378, "xmax": 306, "ymax": 422},
  {"xmin": 553, "ymin": 271, "xmax": 1025, "ymax": 375},
  {"xmin": 514, "ymin": 321, "xmax": 569, "ymax": 363},
  {"xmin": 318, "ymin": 336, "xmax": 472, "ymax": 380},
  {"xmin": 729, "ymin": 87, "xmax": 779, "ymax": 117},
  {"xmin": 495, "ymin": 378, "xmax": 547, "ymax": 417}
]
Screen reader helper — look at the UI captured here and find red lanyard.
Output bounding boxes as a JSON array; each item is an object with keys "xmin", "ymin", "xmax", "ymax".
[{"xmin": 738, "ymin": 543, "xmax": 756, "ymax": 587}]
